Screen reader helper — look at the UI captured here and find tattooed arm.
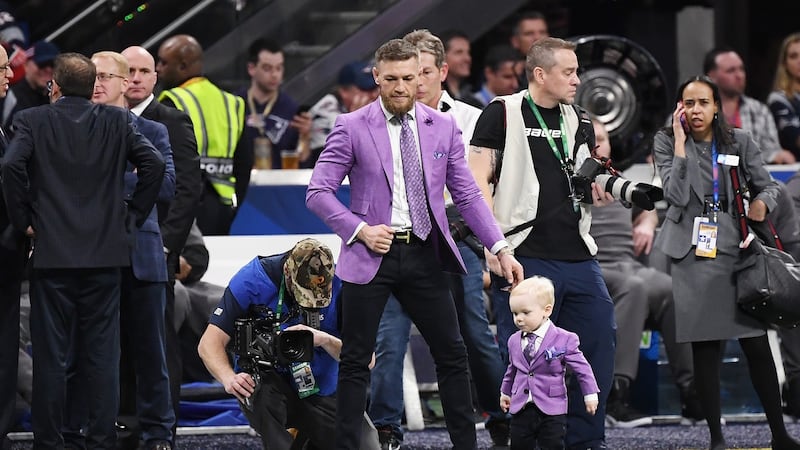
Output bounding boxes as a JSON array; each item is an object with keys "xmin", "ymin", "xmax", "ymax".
[{"xmin": 468, "ymin": 145, "xmax": 498, "ymax": 212}]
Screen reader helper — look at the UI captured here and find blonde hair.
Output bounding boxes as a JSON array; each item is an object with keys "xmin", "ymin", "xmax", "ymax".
[
  {"xmin": 773, "ymin": 33, "xmax": 800, "ymax": 97},
  {"xmin": 510, "ymin": 276, "xmax": 555, "ymax": 308},
  {"xmin": 403, "ymin": 29, "xmax": 445, "ymax": 68},
  {"xmin": 91, "ymin": 51, "xmax": 129, "ymax": 77}
]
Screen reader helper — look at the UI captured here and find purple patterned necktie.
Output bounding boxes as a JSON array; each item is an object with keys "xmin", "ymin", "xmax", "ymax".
[
  {"xmin": 524, "ymin": 334, "xmax": 538, "ymax": 364},
  {"xmin": 398, "ymin": 114, "xmax": 432, "ymax": 240}
]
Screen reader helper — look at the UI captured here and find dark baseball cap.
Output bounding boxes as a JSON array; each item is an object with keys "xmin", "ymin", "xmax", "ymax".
[
  {"xmin": 337, "ymin": 60, "xmax": 375, "ymax": 91},
  {"xmin": 26, "ymin": 41, "xmax": 60, "ymax": 65}
]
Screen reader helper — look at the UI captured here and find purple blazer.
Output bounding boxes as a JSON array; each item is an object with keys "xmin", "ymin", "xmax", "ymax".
[
  {"xmin": 306, "ymin": 99, "xmax": 504, "ymax": 284},
  {"xmin": 501, "ymin": 324, "xmax": 599, "ymax": 416}
]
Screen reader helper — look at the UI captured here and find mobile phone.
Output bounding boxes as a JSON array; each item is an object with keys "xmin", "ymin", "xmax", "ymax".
[{"xmin": 679, "ymin": 114, "xmax": 690, "ymax": 134}]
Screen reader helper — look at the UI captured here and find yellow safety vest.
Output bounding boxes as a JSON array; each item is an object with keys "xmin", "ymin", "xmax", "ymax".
[{"xmin": 159, "ymin": 77, "xmax": 245, "ymax": 205}]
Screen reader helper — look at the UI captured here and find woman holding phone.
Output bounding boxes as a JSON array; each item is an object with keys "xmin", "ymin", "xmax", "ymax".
[{"xmin": 652, "ymin": 75, "xmax": 799, "ymax": 450}]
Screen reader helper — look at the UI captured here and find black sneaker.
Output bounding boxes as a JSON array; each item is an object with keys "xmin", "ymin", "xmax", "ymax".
[
  {"xmin": 605, "ymin": 377, "xmax": 652, "ymax": 428},
  {"xmin": 377, "ymin": 425, "xmax": 402, "ymax": 450},
  {"xmin": 605, "ymin": 399, "xmax": 653, "ymax": 428},
  {"xmin": 485, "ymin": 419, "xmax": 510, "ymax": 447},
  {"xmin": 679, "ymin": 382, "xmax": 707, "ymax": 425}
]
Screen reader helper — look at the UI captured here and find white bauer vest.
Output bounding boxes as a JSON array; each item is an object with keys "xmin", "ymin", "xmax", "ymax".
[{"xmin": 491, "ymin": 91, "xmax": 598, "ymax": 255}]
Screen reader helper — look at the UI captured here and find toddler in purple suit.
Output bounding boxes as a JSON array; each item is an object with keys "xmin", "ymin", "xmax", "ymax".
[{"xmin": 500, "ymin": 276, "xmax": 599, "ymax": 450}]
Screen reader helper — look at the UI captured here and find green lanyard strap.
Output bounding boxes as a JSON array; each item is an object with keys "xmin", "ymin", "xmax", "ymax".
[
  {"xmin": 525, "ymin": 92, "xmax": 581, "ymax": 212},
  {"xmin": 275, "ymin": 276, "xmax": 286, "ymax": 331},
  {"xmin": 524, "ymin": 92, "xmax": 572, "ymax": 172}
]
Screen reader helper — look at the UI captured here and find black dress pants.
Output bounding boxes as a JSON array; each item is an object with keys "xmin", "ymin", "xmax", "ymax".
[
  {"xmin": 335, "ymin": 240, "xmax": 477, "ymax": 450},
  {"xmin": 30, "ymin": 268, "xmax": 121, "ymax": 449}
]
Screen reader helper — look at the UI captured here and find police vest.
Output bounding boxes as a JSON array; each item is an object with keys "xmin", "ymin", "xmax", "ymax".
[{"xmin": 159, "ymin": 78, "xmax": 245, "ymax": 205}]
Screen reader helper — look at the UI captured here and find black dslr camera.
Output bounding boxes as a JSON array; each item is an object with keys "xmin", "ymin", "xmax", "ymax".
[
  {"xmin": 571, "ymin": 157, "xmax": 663, "ymax": 210},
  {"xmin": 233, "ymin": 305, "xmax": 314, "ymax": 371},
  {"xmin": 232, "ymin": 305, "xmax": 315, "ymax": 410}
]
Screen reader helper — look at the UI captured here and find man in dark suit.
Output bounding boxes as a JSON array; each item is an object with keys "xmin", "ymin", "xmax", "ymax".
[
  {"xmin": 63, "ymin": 50, "xmax": 176, "ymax": 450},
  {"xmin": 122, "ymin": 45, "xmax": 202, "ymax": 430},
  {"xmin": 0, "ymin": 42, "xmax": 27, "ymax": 450},
  {"xmin": 1, "ymin": 52, "xmax": 165, "ymax": 449}
]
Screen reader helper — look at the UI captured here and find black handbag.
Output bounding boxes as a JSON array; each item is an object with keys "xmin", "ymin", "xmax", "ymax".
[{"xmin": 729, "ymin": 166, "xmax": 800, "ymax": 328}]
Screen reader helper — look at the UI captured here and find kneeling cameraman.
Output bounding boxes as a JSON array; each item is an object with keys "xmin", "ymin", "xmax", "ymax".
[{"xmin": 198, "ymin": 238, "xmax": 379, "ymax": 449}]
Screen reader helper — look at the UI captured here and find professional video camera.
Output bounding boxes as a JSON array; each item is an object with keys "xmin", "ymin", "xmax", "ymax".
[
  {"xmin": 233, "ymin": 304, "xmax": 314, "ymax": 373},
  {"xmin": 571, "ymin": 156, "xmax": 663, "ymax": 210}
]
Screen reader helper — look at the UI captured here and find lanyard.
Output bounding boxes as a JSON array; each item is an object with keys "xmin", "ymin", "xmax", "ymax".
[
  {"xmin": 247, "ymin": 88, "xmax": 278, "ymax": 137},
  {"xmin": 709, "ymin": 139, "xmax": 721, "ymax": 221},
  {"xmin": 525, "ymin": 92, "xmax": 570, "ymax": 171},
  {"xmin": 275, "ymin": 276, "xmax": 286, "ymax": 331}
]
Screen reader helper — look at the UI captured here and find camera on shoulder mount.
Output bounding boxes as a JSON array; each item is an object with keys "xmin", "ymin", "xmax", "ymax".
[
  {"xmin": 233, "ymin": 305, "xmax": 314, "ymax": 373},
  {"xmin": 571, "ymin": 157, "xmax": 663, "ymax": 210}
]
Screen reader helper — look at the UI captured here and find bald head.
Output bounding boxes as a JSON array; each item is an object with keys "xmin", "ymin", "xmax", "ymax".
[
  {"xmin": 156, "ymin": 34, "xmax": 203, "ymax": 89},
  {"xmin": 122, "ymin": 46, "xmax": 158, "ymax": 106}
]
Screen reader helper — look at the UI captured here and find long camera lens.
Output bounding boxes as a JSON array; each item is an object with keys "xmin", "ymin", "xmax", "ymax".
[{"xmin": 595, "ymin": 174, "xmax": 663, "ymax": 210}]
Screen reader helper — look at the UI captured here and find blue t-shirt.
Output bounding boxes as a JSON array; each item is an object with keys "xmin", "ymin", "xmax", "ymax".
[{"xmin": 209, "ymin": 255, "xmax": 341, "ymax": 396}]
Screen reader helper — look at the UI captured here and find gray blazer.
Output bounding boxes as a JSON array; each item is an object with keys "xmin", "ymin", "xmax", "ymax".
[{"xmin": 653, "ymin": 128, "xmax": 779, "ymax": 259}]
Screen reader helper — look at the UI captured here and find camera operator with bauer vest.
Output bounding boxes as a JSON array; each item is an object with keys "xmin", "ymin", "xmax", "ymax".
[
  {"xmin": 468, "ymin": 37, "xmax": 626, "ymax": 450},
  {"xmin": 197, "ymin": 238, "xmax": 379, "ymax": 449}
]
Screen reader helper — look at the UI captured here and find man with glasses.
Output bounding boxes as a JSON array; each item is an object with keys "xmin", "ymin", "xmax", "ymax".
[{"xmin": 2, "ymin": 40, "xmax": 58, "ymax": 130}]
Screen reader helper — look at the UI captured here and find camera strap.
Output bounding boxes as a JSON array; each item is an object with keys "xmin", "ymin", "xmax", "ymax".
[{"xmin": 503, "ymin": 197, "xmax": 573, "ymax": 237}]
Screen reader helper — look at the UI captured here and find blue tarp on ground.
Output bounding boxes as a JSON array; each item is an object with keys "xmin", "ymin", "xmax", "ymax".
[{"xmin": 179, "ymin": 382, "xmax": 249, "ymax": 427}]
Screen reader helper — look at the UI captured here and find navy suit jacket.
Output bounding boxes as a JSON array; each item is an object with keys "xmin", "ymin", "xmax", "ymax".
[
  {"xmin": 125, "ymin": 113, "xmax": 175, "ymax": 282},
  {"xmin": 2, "ymin": 97, "xmax": 164, "ymax": 269}
]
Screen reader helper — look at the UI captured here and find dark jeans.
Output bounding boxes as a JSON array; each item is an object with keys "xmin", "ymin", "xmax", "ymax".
[
  {"xmin": 31, "ymin": 268, "xmax": 121, "ymax": 449},
  {"xmin": 336, "ymin": 240, "xmax": 477, "ymax": 450},
  {"xmin": 368, "ymin": 296, "xmax": 410, "ymax": 438}
]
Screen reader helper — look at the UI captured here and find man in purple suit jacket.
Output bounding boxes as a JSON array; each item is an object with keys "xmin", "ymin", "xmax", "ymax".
[
  {"xmin": 306, "ymin": 39, "xmax": 524, "ymax": 450},
  {"xmin": 501, "ymin": 276, "xmax": 598, "ymax": 450}
]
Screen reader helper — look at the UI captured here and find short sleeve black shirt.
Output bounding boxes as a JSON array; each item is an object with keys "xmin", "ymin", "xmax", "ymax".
[{"xmin": 471, "ymin": 100, "xmax": 591, "ymax": 261}]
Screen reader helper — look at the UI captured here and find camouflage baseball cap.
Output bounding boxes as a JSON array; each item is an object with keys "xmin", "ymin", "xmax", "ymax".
[{"xmin": 284, "ymin": 238, "xmax": 334, "ymax": 309}]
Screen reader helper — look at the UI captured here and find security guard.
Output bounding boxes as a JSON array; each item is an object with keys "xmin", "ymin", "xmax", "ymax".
[{"xmin": 157, "ymin": 34, "xmax": 248, "ymax": 235}]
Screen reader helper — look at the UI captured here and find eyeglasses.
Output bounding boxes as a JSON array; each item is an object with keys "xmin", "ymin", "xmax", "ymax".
[
  {"xmin": 46, "ymin": 80, "xmax": 53, "ymax": 93},
  {"xmin": 0, "ymin": 64, "xmax": 10, "ymax": 73},
  {"xmin": 96, "ymin": 73, "xmax": 126, "ymax": 82}
]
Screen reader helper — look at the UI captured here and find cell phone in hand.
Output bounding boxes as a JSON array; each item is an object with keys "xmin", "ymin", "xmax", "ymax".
[{"xmin": 679, "ymin": 113, "xmax": 690, "ymax": 134}]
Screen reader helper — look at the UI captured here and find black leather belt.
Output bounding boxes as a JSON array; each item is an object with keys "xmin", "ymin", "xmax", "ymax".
[{"xmin": 393, "ymin": 230, "xmax": 423, "ymax": 244}]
